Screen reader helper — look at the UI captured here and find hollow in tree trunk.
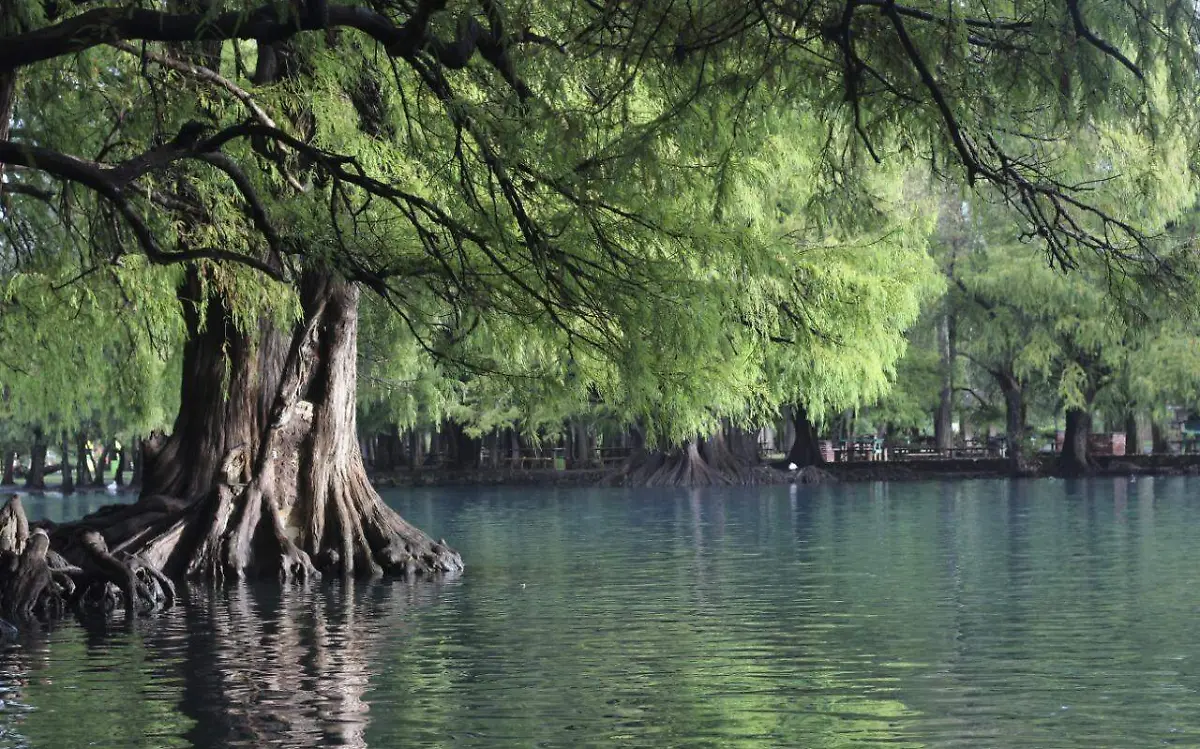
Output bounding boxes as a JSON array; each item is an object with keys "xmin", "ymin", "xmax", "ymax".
[
  {"xmin": 60, "ymin": 431, "xmax": 74, "ymax": 494},
  {"xmin": 43, "ymin": 271, "xmax": 461, "ymax": 599},
  {"xmin": 785, "ymin": 404, "xmax": 825, "ymax": 468},
  {"xmin": 25, "ymin": 429, "xmax": 46, "ymax": 490},
  {"xmin": 1060, "ymin": 407, "xmax": 1094, "ymax": 476}
]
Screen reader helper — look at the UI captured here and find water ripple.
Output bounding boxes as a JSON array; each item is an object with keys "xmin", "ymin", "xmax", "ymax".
[{"xmin": 0, "ymin": 478, "xmax": 1198, "ymax": 747}]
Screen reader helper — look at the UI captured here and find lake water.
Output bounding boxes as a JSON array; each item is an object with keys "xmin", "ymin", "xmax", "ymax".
[{"xmin": 1, "ymin": 478, "xmax": 1199, "ymax": 747}]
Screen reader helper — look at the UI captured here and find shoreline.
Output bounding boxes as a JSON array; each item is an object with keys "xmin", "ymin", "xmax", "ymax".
[
  {"xmin": 6, "ymin": 454, "xmax": 1197, "ymax": 496},
  {"xmin": 370, "ymin": 454, "xmax": 1200, "ymax": 489}
]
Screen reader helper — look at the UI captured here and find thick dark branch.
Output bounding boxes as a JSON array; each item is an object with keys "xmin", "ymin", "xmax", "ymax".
[
  {"xmin": 881, "ymin": 3, "xmax": 978, "ymax": 181},
  {"xmin": 1, "ymin": 182, "xmax": 55, "ymax": 202},
  {"xmin": 1, "ymin": 6, "xmax": 393, "ymax": 70},
  {"xmin": 194, "ymin": 152, "xmax": 284, "ymax": 258},
  {"xmin": 955, "ymin": 385, "xmax": 994, "ymax": 410},
  {"xmin": 948, "ymin": 273, "xmax": 999, "ymax": 319},
  {"xmin": 0, "ymin": 139, "xmax": 286, "ymax": 280},
  {"xmin": 0, "ymin": 139, "xmax": 115, "ymax": 191},
  {"xmin": 856, "ymin": 0, "xmax": 1033, "ymax": 31},
  {"xmin": 109, "ymin": 41, "xmax": 278, "ymax": 127},
  {"xmin": 1065, "ymin": 0, "xmax": 1144, "ymax": 81},
  {"xmin": 2, "ymin": 1, "xmax": 531, "ymax": 102},
  {"xmin": 959, "ymin": 350, "xmax": 1003, "ymax": 380}
]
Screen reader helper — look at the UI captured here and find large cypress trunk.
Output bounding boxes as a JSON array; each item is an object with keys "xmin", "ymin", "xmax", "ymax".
[
  {"xmin": 999, "ymin": 373, "xmax": 1024, "ymax": 464},
  {"xmin": 92, "ymin": 444, "xmax": 110, "ymax": 487},
  {"xmin": 1124, "ymin": 413, "xmax": 1139, "ymax": 457},
  {"xmin": 443, "ymin": 420, "xmax": 481, "ymax": 471},
  {"xmin": 140, "ymin": 267, "xmax": 283, "ymax": 502},
  {"xmin": 1, "ymin": 447, "xmax": 13, "ymax": 485},
  {"xmin": 75, "ymin": 433, "xmax": 93, "ymax": 486},
  {"xmin": 114, "ymin": 444, "xmax": 127, "ymax": 487},
  {"xmin": 379, "ymin": 427, "xmax": 405, "ymax": 471},
  {"xmin": 934, "ymin": 312, "xmax": 955, "ymax": 452},
  {"xmin": 1151, "ymin": 421, "xmax": 1169, "ymax": 454},
  {"xmin": 56, "ymin": 271, "xmax": 462, "ymax": 586},
  {"xmin": 1060, "ymin": 407, "xmax": 1093, "ymax": 476},
  {"xmin": 569, "ymin": 420, "xmax": 590, "ymax": 467},
  {"xmin": 408, "ymin": 429, "xmax": 424, "ymax": 469},
  {"xmin": 24, "ymin": 428, "xmax": 46, "ymax": 490},
  {"xmin": 614, "ymin": 439, "xmax": 729, "ymax": 486},
  {"xmin": 610, "ymin": 430, "xmax": 752, "ymax": 487},
  {"xmin": 60, "ymin": 431, "xmax": 74, "ymax": 494},
  {"xmin": 785, "ymin": 404, "xmax": 825, "ymax": 468},
  {"xmin": 727, "ymin": 424, "xmax": 760, "ymax": 465},
  {"xmin": 1003, "ymin": 388, "xmax": 1022, "ymax": 448}
]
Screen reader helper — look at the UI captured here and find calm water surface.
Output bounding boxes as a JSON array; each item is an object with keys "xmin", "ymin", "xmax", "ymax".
[{"xmin": 1, "ymin": 478, "xmax": 1198, "ymax": 747}]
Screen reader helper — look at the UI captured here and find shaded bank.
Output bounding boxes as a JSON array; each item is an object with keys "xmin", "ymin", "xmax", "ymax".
[{"xmin": 370, "ymin": 454, "xmax": 1200, "ymax": 488}]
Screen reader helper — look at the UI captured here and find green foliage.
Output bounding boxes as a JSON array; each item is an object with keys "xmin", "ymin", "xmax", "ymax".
[
  {"xmin": 879, "ymin": 186, "xmax": 1200, "ymax": 439},
  {"xmin": 0, "ymin": 229, "xmax": 182, "ymax": 442},
  {"xmin": 4, "ymin": 0, "xmax": 1200, "ymax": 448}
]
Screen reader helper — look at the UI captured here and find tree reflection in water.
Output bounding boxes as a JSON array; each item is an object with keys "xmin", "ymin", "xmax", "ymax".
[{"xmin": 0, "ymin": 577, "xmax": 455, "ymax": 748}]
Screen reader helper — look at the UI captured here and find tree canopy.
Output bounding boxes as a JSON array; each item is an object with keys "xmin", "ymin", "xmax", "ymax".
[{"xmin": 3, "ymin": 0, "xmax": 1200, "ymax": 459}]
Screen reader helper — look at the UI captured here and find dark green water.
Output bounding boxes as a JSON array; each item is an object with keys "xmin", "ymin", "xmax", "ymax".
[{"xmin": 1, "ymin": 477, "xmax": 1199, "ymax": 747}]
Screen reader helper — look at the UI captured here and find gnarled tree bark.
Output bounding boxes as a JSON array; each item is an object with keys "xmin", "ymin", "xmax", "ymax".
[
  {"xmin": 3, "ymin": 271, "xmax": 462, "ymax": 621},
  {"xmin": 0, "ymin": 494, "xmax": 173, "ymax": 620}
]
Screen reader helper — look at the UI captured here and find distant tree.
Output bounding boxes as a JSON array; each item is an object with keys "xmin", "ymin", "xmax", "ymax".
[{"xmin": 0, "ymin": 0, "xmax": 1196, "ymax": 601}]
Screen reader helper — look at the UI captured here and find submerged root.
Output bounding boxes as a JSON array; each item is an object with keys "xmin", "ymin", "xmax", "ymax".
[
  {"xmin": 71, "ymin": 529, "xmax": 175, "ymax": 615},
  {"xmin": 0, "ymin": 495, "xmax": 170, "ymax": 621},
  {"xmin": 2, "ymin": 529, "xmax": 61, "ymax": 620},
  {"xmin": 0, "ymin": 431, "xmax": 463, "ymax": 626}
]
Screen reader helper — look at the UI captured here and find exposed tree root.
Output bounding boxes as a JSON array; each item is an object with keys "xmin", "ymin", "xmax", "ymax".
[
  {"xmin": 0, "ymin": 432, "xmax": 460, "ymax": 624},
  {"xmin": 0, "ymin": 275, "xmax": 462, "ymax": 627},
  {"xmin": 0, "ymin": 494, "xmax": 175, "ymax": 622},
  {"xmin": 47, "ymin": 429, "xmax": 463, "ymax": 590},
  {"xmin": 607, "ymin": 437, "xmax": 756, "ymax": 487}
]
